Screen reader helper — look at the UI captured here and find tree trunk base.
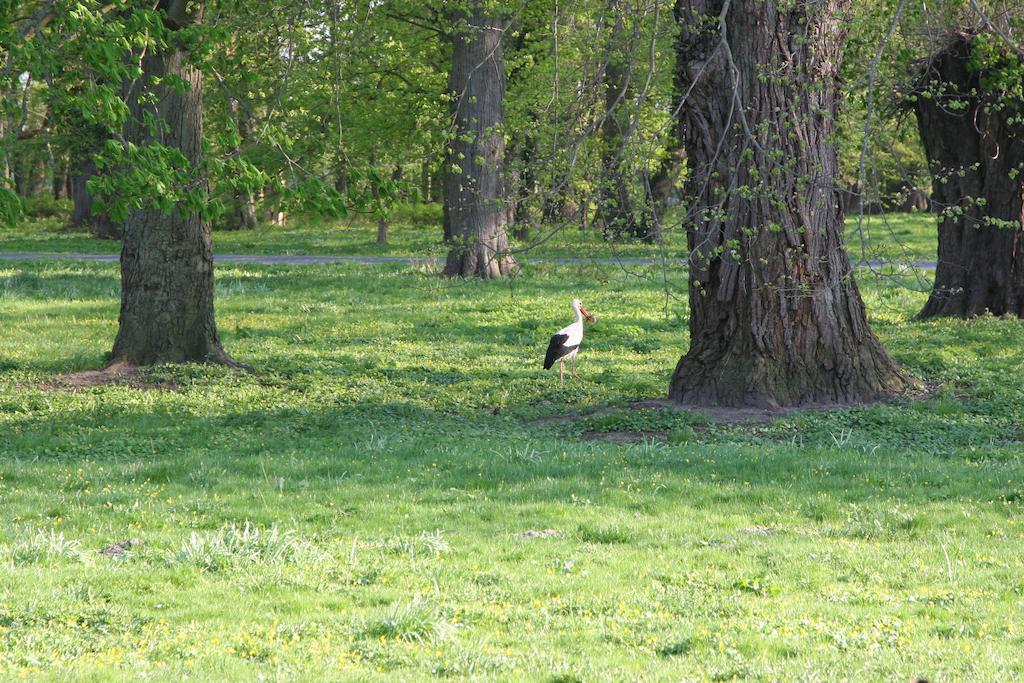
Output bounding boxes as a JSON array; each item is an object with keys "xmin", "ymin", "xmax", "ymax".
[
  {"xmin": 106, "ymin": 344, "xmax": 252, "ymax": 373},
  {"xmin": 442, "ymin": 247, "xmax": 518, "ymax": 279},
  {"xmin": 917, "ymin": 283, "xmax": 1024, "ymax": 319},
  {"xmin": 669, "ymin": 336, "xmax": 916, "ymax": 409}
]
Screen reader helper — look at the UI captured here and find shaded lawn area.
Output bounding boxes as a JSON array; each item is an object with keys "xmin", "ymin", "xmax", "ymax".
[
  {"xmin": 0, "ymin": 210, "xmax": 939, "ymax": 263},
  {"xmin": 1, "ymin": 260, "xmax": 1022, "ymax": 680}
]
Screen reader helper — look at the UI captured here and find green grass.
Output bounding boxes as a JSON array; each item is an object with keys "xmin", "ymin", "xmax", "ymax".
[
  {"xmin": 2, "ymin": 258, "xmax": 1023, "ymax": 680},
  {"xmin": 0, "ymin": 206, "xmax": 940, "ymax": 262},
  {"xmin": 844, "ymin": 211, "xmax": 939, "ymax": 264}
]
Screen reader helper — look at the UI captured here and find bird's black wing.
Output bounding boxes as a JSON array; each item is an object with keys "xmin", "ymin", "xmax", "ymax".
[{"xmin": 544, "ymin": 333, "xmax": 579, "ymax": 369}]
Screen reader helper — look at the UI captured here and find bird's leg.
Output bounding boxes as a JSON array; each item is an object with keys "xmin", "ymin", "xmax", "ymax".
[
  {"xmin": 571, "ymin": 355, "xmax": 582, "ymax": 380},
  {"xmin": 559, "ymin": 361, "xmax": 564, "ymax": 387}
]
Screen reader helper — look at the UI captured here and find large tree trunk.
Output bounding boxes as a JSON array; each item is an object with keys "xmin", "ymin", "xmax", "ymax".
[
  {"xmin": 109, "ymin": 1, "xmax": 236, "ymax": 368},
  {"xmin": 668, "ymin": 0, "xmax": 912, "ymax": 408},
  {"xmin": 913, "ymin": 34, "xmax": 1024, "ymax": 319},
  {"xmin": 442, "ymin": 3, "xmax": 517, "ymax": 278},
  {"xmin": 596, "ymin": 5, "xmax": 653, "ymax": 243}
]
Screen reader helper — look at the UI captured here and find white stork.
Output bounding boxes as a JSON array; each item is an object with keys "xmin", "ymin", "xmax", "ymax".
[{"xmin": 544, "ymin": 299, "xmax": 596, "ymax": 385}]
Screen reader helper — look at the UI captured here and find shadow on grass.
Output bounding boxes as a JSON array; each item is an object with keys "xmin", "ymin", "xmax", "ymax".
[
  {"xmin": 0, "ymin": 268, "xmax": 119, "ymax": 301},
  {"xmin": 2, "ymin": 398, "xmax": 1021, "ymax": 514}
]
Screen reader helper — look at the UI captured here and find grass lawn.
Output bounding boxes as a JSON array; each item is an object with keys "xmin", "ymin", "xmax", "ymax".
[
  {"xmin": 2, "ymin": 258, "xmax": 1022, "ymax": 680},
  {"xmin": 0, "ymin": 206, "xmax": 940, "ymax": 263}
]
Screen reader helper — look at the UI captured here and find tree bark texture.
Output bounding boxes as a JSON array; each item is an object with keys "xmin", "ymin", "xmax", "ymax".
[
  {"xmin": 669, "ymin": 0, "xmax": 912, "ymax": 407},
  {"xmin": 913, "ymin": 34, "xmax": 1024, "ymax": 318},
  {"xmin": 442, "ymin": 3, "xmax": 517, "ymax": 278},
  {"xmin": 109, "ymin": 2, "xmax": 235, "ymax": 367}
]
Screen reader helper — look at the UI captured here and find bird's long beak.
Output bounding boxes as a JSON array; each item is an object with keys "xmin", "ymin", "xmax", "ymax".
[{"xmin": 579, "ymin": 305, "xmax": 595, "ymax": 322}]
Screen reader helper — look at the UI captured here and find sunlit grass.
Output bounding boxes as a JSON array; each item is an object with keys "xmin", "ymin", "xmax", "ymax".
[
  {"xmin": 0, "ymin": 259, "xmax": 1021, "ymax": 680},
  {"xmin": 0, "ymin": 209, "xmax": 940, "ymax": 262}
]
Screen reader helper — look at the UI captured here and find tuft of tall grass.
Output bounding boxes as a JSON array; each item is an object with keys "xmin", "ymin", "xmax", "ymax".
[
  {"xmin": 3, "ymin": 529, "xmax": 89, "ymax": 566},
  {"xmin": 170, "ymin": 522, "xmax": 310, "ymax": 572},
  {"xmin": 359, "ymin": 597, "xmax": 454, "ymax": 643},
  {"xmin": 372, "ymin": 530, "xmax": 450, "ymax": 557}
]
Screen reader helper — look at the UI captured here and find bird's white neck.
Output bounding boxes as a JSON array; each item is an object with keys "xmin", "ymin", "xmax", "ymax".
[{"xmin": 573, "ymin": 305, "xmax": 583, "ymax": 325}]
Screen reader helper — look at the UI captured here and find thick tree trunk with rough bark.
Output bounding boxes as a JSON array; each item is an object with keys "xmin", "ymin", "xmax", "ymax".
[
  {"xmin": 109, "ymin": 1, "xmax": 236, "ymax": 367},
  {"xmin": 913, "ymin": 34, "xmax": 1024, "ymax": 318},
  {"xmin": 442, "ymin": 3, "xmax": 517, "ymax": 278},
  {"xmin": 668, "ymin": 0, "xmax": 912, "ymax": 408}
]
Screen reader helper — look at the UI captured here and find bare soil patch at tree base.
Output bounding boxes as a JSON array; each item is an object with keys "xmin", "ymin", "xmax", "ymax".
[{"xmin": 35, "ymin": 363, "xmax": 180, "ymax": 392}]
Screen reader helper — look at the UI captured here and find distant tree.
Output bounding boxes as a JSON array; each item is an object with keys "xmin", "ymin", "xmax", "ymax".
[
  {"xmin": 224, "ymin": 96, "xmax": 257, "ymax": 230},
  {"xmin": 69, "ymin": 145, "xmax": 120, "ymax": 239},
  {"xmin": 61, "ymin": 110, "xmax": 120, "ymax": 239},
  {"xmin": 442, "ymin": 2, "xmax": 517, "ymax": 277},
  {"xmin": 668, "ymin": 0, "xmax": 913, "ymax": 407},
  {"xmin": 647, "ymin": 0, "xmax": 687, "ymax": 222},
  {"xmin": 596, "ymin": 1, "xmax": 653, "ymax": 242}
]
